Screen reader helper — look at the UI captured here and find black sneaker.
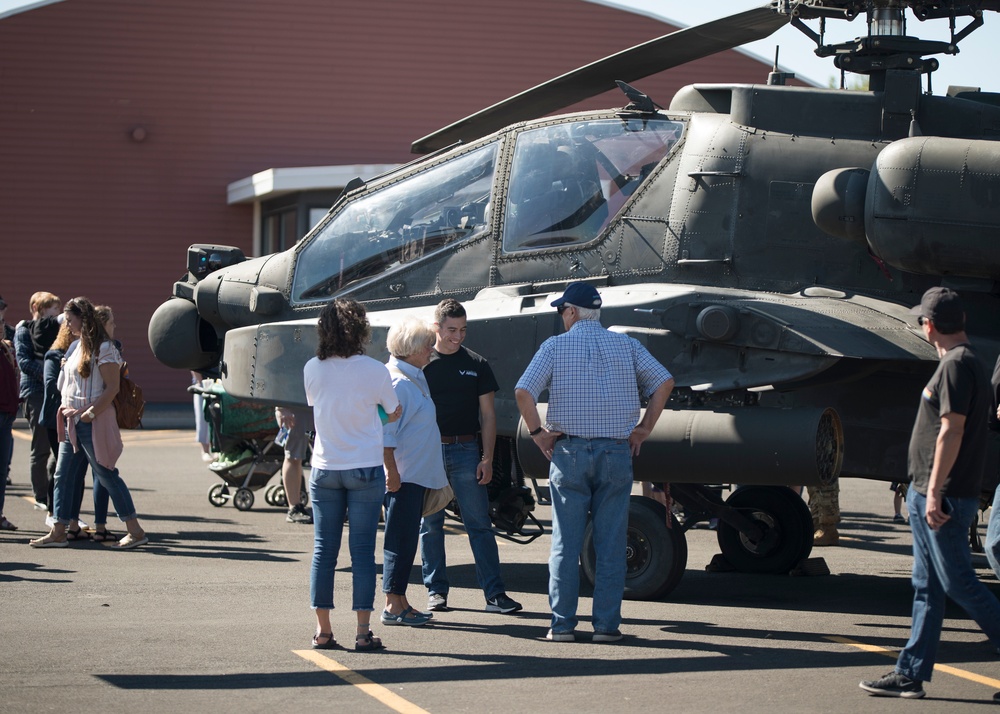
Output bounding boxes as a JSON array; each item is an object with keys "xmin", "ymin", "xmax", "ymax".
[
  {"xmin": 286, "ymin": 504, "xmax": 313, "ymax": 524},
  {"xmin": 485, "ymin": 593, "xmax": 522, "ymax": 614},
  {"xmin": 859, "ymin": 672, "xmax": 925, "ymax": 698}
]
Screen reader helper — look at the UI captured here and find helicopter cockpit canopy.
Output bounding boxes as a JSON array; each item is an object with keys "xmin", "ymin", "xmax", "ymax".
[
  {"xmin": 502, "ymin": 118, "xmax": 683, "ymax": 252},
  {"xmin": 290, "ymin": 117, "xmax": 683, "ymax": 303},
  {"xmin": 292, "ymin": 142, "xmax": 500, "ymax": 303}
]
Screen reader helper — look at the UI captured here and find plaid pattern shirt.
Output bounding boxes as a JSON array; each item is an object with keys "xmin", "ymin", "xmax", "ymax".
[
  {"xmin": 14, "ymin": 322, "xmax": 43, "ymax": 399},
  {"xmin": 516, "ymin": 319, "xmax": 672, "ymax": 440}
]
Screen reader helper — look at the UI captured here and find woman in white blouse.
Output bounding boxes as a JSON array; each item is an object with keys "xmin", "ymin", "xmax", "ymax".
[{"xmin": 29, "ymin": 297, "xmax": 147, "ymax": 549}]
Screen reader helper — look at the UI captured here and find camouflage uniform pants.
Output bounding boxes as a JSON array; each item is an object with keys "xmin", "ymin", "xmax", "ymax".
[{"xmin": 807, "ymin": 478, "xmax": 840, "ymax": 529}]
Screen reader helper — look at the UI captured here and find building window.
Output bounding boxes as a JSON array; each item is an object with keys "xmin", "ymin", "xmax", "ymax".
[{"xmin": 262, "ymin": 207, "xmax": 299, "ymax": 255}]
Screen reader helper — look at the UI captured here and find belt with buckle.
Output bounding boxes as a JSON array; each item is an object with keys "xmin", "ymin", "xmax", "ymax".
[{"xmin": 441, "ymin": 434, "xmax": 477, "ymax": 444}]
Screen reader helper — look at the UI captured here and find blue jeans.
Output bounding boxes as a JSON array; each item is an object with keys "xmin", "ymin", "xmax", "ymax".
[
  {"xmin": 53, "ymin": 422, "xmax": 136, "ymax": 525},
  {"xmin": 0, "ymin": 411, "xmax": 13, "ymax": 516},
  {"xmin": 548, "ymin": 436, "xmax": 633, "ymax": 635},
  {"xmin": 382, "ymin": 482, "xmax": 426, "ymax": 595},
  {"xmin": 309, "ymin": 466, "xmax": 385, "ymax": 611},
  {"xmin": 896, "ymin": 490, "xmax": 1000, "ymax": 682},
  {"xmin": 420, "ymin": 441, "xmax": 505, "ymax": 599},
  {"xmin": 986, "ymin": 485, "xmax": 1000, "ymax": 581}
]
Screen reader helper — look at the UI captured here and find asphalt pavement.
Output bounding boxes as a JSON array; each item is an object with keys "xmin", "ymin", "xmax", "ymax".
[{"xmin": 3, "ymin": 427, "xmax": 1000, "ymax": 713}]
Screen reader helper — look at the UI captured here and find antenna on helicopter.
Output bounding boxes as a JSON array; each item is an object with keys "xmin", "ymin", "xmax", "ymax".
[{"xmin": 767, "ymin": 46, "xmax": 796, "ymax": 85}]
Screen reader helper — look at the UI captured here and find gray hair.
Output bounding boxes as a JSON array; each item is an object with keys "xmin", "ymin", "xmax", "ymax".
[
  {"xmin": 386, "ymin": 316, "xmax": 436, "ymax": 358},
  {"xmin": 565, "ymin": 303, "xmax": 601, "ymax": 321}
]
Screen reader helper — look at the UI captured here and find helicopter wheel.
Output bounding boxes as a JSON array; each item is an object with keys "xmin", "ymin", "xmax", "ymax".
[
  {"xmin": 717, "ymin": 486, "xmax": 809, "ymax": 574},
  {"xmin": 207, "ymin": 483, "xmax": 229, "ymax": 508},
  {"xmin": 771, "ymin": 486, "xmax": 815, "ymax": 564},
  {"xmin": 233, "ymin": 487, "xmax": 255, "ymax": 511},
  {"xmin": 581, "ymin": 495, "xmax": 687, "ymax": 601}
]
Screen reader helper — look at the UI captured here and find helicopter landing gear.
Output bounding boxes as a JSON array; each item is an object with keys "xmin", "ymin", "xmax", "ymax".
[
  {"xmin": 716, "ymin": 486, "xmax": 813, "ymax": 574},
  {"xmin": 581, "ymin": 495, "xmax": 688, "ymax": 601}
]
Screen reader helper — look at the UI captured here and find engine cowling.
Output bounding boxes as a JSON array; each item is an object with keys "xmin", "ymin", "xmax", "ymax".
[{"xmin": 812, "ymin": 137, "xmax": 1000, "ymax": 280}]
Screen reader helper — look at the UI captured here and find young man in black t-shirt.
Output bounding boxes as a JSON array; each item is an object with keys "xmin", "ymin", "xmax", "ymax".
[
  {"xmin": 418, "ymin": 299, "xmax": 522, "ymax": 614},
  {"xmin": 861, "ymin": 287, "xmax": 1000, "ymax": 700}
]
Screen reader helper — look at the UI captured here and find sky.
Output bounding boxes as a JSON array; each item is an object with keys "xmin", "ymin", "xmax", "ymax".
[
  {"xmin": 600, "ymin": 1, "xmax": 998, "ymax": 93},
  {"xmin": 1, "ymin": 0, "xmax": 994, "ymax": 93}
]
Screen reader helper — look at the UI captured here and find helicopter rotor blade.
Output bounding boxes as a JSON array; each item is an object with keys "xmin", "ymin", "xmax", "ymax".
[{"xmin": 411, "ymin": 4, "xmax": 788, "ymax": 154}]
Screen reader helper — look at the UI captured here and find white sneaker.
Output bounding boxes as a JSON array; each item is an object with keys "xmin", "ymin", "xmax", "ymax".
[
  {"xmin": 77, "ymin": 519, "xmax": 89, "ymax": 530},
  {"xmin": 45, "ymin": 515, "xmax": 56, "ymax": 527}
]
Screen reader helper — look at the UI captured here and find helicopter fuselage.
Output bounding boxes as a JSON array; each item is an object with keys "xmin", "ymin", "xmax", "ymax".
[{"xmin": 150, "ymin": 77, "xmax": 1000, "ymax": 489}]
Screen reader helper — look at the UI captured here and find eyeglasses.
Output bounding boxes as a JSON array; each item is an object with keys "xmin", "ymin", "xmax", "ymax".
[
  {"xmin": 917, "ymin": 315, "xmax": 927, "ymax": 326},
  {"xmin": 557, "ymin": 305, "xmax": 571, "ymax": 315}
]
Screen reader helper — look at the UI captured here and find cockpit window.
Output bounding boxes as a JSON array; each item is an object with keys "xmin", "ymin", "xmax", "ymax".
[
  {"xmin": 502, "ymin": 119, "xmax": 683, "ymax": 253},
  {"xmin": 292, "ymin": 143, "xmax": 498, "ymax": 302}
]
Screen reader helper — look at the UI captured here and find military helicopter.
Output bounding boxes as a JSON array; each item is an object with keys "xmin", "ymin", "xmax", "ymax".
[{"xmin": 149, "ymin": 0, "xmax": 1000, "ymax": 599}]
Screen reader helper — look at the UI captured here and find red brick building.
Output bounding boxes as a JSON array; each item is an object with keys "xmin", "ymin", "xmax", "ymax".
[{"xmin": 1, "ymin": 0, "xmax": 787, "ymax": 401}]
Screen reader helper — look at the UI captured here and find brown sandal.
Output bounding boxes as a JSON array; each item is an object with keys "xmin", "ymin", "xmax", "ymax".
[
  {"xmin": 355, "ymin": 631, "xmax": 384, "ymax": 651},
  {"xmin": 92, "ymin": 529, "xmax": 118, "ymax": 542},
  {"xmin": 312, "ymin": 632, "xmax": 337, "ymax": 650}
]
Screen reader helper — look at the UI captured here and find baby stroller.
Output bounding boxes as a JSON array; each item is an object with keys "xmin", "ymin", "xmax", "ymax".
[{"xmin": 192, "ymin": 382, "xmax": 302, "ymax": 512}]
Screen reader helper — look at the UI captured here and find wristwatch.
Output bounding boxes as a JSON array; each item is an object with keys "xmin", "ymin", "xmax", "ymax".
[{"xmin": 529, "ymin": 426, "xmax": 544, "ymax": 436}]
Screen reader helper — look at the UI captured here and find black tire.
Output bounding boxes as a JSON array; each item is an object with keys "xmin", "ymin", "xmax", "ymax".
[
  {"xmin": 264, "ymin": 484, "xmax": 279, "ymax": 506},
  {"xmin": 717, "ymin": 486, "xmax": 809, "ymax": 574},
  {"xmin": 233, "ymin": 487, "xmax": 255, "ymax": 511},
  {"xmin": 582, "ymin": 495, "xmax": 688, "ymax": 601},
  {"xmin": 770, "ymin": 486, "xmax": 814, "ymax": 563},
  {"xmin": 273, "ymin": 485, "xmax": 288, "ymax": 508},
  {"xmin": 207, "ymin": 483, "xmax": 229, "ymax": 508}
]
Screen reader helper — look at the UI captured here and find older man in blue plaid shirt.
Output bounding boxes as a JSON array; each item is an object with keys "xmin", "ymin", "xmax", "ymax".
[{"xmin": 515, "ymin": 282, "xmax": 673, "ymax": 643}]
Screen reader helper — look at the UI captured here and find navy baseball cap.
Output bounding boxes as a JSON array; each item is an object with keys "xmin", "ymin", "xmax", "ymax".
[
  {"xmin": 551, "ymin": 282, "xmax": 602, "ymax": 309},
  {"xmin": 909, "ymin": 287, "xmax": 963, "ymax": 326}
]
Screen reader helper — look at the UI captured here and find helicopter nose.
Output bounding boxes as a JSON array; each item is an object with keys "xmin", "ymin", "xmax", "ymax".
[{"xmin": 148, "ymin": 297, "xmax": 221, "ymax": 371}]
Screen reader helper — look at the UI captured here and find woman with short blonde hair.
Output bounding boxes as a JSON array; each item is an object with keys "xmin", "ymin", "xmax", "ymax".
[
  {"xmin": 386, "ymin": 316, "xmax": 436, "ymax": 360},
  {"xmin": 380, "ymin": 315, "xmax": 449, "ymax": 626}
]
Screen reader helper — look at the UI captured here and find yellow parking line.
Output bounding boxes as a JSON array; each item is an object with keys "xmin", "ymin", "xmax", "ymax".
[
  {"xmin": 827, "ymin": 635, "xmax": 1000, "ymax": 688},
  {"xmin": 293, "ymin": 650, "xmax": 431, "ymax": 714}
]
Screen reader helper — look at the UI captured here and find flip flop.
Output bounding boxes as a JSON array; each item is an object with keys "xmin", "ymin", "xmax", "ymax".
[
  {"xmin": 29, "ymin": 534, "xmax": 68, "ymax": 548},
  {"xmin": 116, "ymin": 534, "xmax": 149, "ymax": 550}
]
